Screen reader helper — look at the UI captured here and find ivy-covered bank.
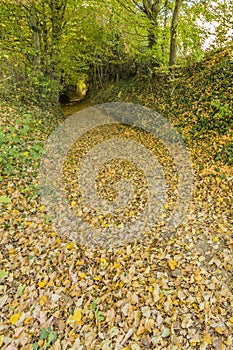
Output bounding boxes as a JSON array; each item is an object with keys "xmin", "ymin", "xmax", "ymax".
[{"xmin": 86, "ymin": 47, "xmax": 233, "ymax": 169}]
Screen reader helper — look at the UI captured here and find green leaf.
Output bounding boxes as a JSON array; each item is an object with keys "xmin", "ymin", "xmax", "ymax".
[
  {"xmin": 39, "ymin": 328, "xmax": 48, "ymax": 340},
  {"xmin": 30, "ymin": 305, "xmax": 35, "ymax": 314},
  {"xmin": 45, "ymin": 215, "xmax": 51, "ymax": 224},
  {"xmin": 0, "ymin": 195, "xmax": 11, "ymax": 203},
  {"xmin": 88, "ymin": 299, "xmax": 98, "ymax": 311},
  {"xmin": 0, "ymin": 270, "xmax": 8, "ymax": 279},
  {"xmin": 95, "ymin": 310, "xmax": 105, "ymax": 322},
  {"xmin": 17, "ymin": 284, "xmax": 26, "ymax": 296},
  {"xmin": 32, "ymin": 343, "xmax": 39, "ymax": 350},
  {"xmin": 46, "ymin": 331, "xmax": 58, "ymax": 346}
]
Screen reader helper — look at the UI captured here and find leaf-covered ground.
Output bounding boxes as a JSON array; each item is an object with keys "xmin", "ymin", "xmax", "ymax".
[{"xmin": 0, "ymin": 49, "xmax": 233, "ymax": 349}]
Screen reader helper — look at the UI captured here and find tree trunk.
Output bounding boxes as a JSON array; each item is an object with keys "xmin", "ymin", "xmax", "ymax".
[
  {"xmin": 169, "ymin": 0, "xmax": 182, "ymax": 66},
  {"xmin": 24, "ymin": 0, "xmax": 67, "ymax": 105},
  {"xmin": 143, "ymin": 0, "xmax": 161, "ymax": 48}
]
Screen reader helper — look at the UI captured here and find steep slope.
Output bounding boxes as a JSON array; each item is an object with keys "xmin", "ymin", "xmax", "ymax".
[{"xmin": 88, "ymin": 47, "xmax": 233, "ymax": 170}]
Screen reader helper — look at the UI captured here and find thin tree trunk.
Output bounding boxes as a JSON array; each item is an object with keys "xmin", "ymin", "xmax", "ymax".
[
  {"xmin": 161, "ymin": 0, "xmax": 169, "ymax": 54},
  {"xmin": 169, "ymin": 0, "xmax": 182, "ymax": 66}
]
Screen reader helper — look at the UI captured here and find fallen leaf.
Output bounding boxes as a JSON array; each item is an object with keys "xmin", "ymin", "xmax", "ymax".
[
  {"xmin": 168, "ymin": 260, "xmax": 177, "ymax": 270},
  {"xmin": 38, "ymin": 280, "xmax": 47, "ymax": 288},
  {"xmin": 0, "ymin": 270, "xmax": 8, "ymax": 279},
  {"xmin": 10, "ymin": 313, "xmax": 21, "ymax": 325},
  {"xmin": 68, "ymin": 308, "xmax": 82, "ymax": 324}
]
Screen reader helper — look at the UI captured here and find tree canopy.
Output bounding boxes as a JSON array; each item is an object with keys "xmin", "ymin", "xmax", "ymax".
[{"xmin": 0, "ymin": 0, "xmax": 232, "ymax": 105}]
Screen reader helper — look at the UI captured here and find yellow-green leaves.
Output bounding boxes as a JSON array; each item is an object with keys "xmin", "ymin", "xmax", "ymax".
[{"xmin": 0, "ymin": 270, "xmax": 8, "ymax": 279}]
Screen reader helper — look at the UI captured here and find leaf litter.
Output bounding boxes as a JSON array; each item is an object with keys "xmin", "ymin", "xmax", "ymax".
[{"xmin": 0, "ymin": 50, "xmax": 233, "ymax": 349}]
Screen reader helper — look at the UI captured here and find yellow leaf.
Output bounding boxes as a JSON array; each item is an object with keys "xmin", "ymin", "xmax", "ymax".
[
  {"xmin": 132, "ymin": 281, "xmax": 139, "ymax": 288},
  {"xmin": 168, "ymin": 260, "xmax": 177, "ymax": 270},
  {"xmin": 38, "ymin": 340, "xmax": 44, "ymax": 347},
  {"xmin": 10, "ymin": 313, "xmax": 21, "ymax": 325},
  {"xmin": 192, "ymin": 303, "xmax": 199, "ymax": 311},
  {"xmin": 69, "ymin": 309, "xmax": 82, "ymax": 323},
  {"xmin": 113, "ymin": 262, "xmax": 120, "ymax": 269},
  {"xmin": 149, "ymin": 277, "xmax": 155, "ymax": 283},
  {"xmin": 48, "ymin": 278, "xmax": 54, "ymax": 287},
  {"xmin": 229, "ymin": 317, "xmax": 233, "ymax": 323},
  {"xmin": 215, "ymin": 326, "xmax": 224, "ymax": 334},
  {"xmin": 148, "ymin": 286, "xmax": 153, "ymax": 293},
  {"xmin": 24, "ymin": 317, "xmax": 33, "ymax": 325},
  {"xmin": 0, "ymin": 335, "xmax": 4, "ymax": 347},
  {"xmin": 39, "ymin": 206, "xmax": 45, "ymax": 211},
  {"xmin": 100, "ymin": 257, "xmax": 108, "ymax": 269},
  {"xmin": 8, "ymin": 249, "xmax": 15, "ymax": 255},
  {"xmin": 212, "ymin": 236, "xmax": 219, "ymax": 243},
  {"xmin": 24, "ymin": 221, "xmax": 31, "ymax": 227},
  {"xmin": 78, "ymin": 273, "xmax": 86, "ymax": 279},
  {"xmin": 38, "ymin": 280, "xmax": 47, "ymax": 288},
  {"xmin": 216, "ymin": 177, "xmax": 221, "ymax": 184},
  {"xmin": 39, "ymin": 295, "xmax": 47, "ymax": 306},
  {"xmin": 201, "ymin": 332, "xmax": 213, "ymax": 344},
  {"xmin": 100, "ymin": 257, "xmax": 107, "ymax": 265},
  {"xmin": 66, "ymin": 242, "xmax": 75, "ymax": 250},
  {"xmin": 11, "ymin": 300, "xmax": 18, "ymax": 308},
  {"xmin": 94, "ymin": 276, "xmax": 101, "ymax": 281},
  {"xmin": 119, "ymin": 280, "xmax": 125, "ymax": 288}
]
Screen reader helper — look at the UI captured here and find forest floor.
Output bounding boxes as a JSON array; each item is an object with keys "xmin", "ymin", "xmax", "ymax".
[{"xmin": 0, "ymin": 48, "xmax": 232, "ymax": 349}]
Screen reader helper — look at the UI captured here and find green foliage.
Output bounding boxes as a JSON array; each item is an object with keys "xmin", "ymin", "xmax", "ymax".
[
  {"xmin": 0, "ymin": 196, "xmax": 11, "ymax": 204},
  {"xmin": 88, "ymin": 299, "xmax": 99, "ymax": 311},
  {"xmin": 0, "ymin": 0, "xmax": 232, "ymax": 104},
  {"xmin": 191, "ymin": 99, "xmax": 232, "ymax": 137},
  {"xmin": 88, "ymin": 299, "xmax": 105, "ymax": 322},
  {"xmin": 210, "ymin": 99, "xmax": 231, "ymax": 134},
  {"xmin": 0, "ymin": 101, "xmax": 63, "ymax": 218},
  {"xmin": 0, "ymin": 0, "xmax": 66, "ymax": 106},
  {"xmin": 0, "ymin": 114, "xmax": 43, "ymax": 176},
  {"xmin": 0, "ymin": 270, "xmax": 8, "ymax": 279},
  {"xmin": 216, "ymin": 142, "xmax": 233, "ymax": 166},
  {"xmin": 87, "ymin": 47, "xmax": 233, "ymax": 167},
  {"xmin": 32, "ymin": 327, "xmax": 58, "ymax": 349}
]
